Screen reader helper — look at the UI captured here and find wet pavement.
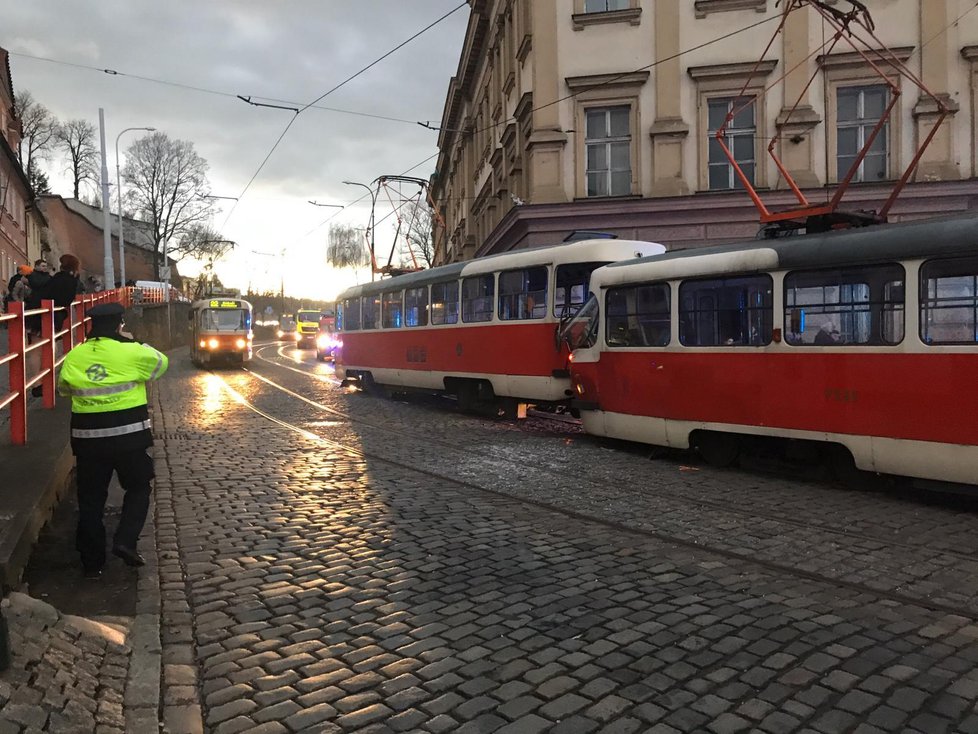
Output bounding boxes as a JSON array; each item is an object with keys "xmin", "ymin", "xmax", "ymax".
[{"xmin": 144, "ymin": 343, "xmax": 978, "ymax": 733}]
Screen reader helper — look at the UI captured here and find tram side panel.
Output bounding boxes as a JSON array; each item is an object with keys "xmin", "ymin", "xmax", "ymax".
[{"xmin": 338, "ymin": 321, "xmax": 572, "ymax": 402}]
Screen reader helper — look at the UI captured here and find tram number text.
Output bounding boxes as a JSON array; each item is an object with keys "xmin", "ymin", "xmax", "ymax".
[
  {"xmin": 825, "ymin": 388, "xmax": 858, "ymax": 404},
  {"xmin": 407, "ymin": 346, "xmax": 428, "ymax": 364}
]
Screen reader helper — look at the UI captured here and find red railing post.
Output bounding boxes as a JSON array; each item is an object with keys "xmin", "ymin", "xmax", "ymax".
[
  {"xmin": 7, "ymin": 302, "xmax": 27, "ymax": 446},
  {"xmin": 40, "ymin": 299, "xmax": 57, "ymax": 409}
]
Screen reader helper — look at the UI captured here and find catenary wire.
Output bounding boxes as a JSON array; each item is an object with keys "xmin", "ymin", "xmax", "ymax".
[
  {"xmin": 8, "ymin": 51, "xmax": 429, "ymax": 127},
  {"xmin": 219, "ymin": 2, "xmax": 467, "ymax": 230}
]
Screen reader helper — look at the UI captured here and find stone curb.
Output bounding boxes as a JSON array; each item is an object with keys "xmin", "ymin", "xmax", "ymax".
[
  {"xmin": 125, "ymin": 486, "xmax": 163, "ymax": 732},
  {"xmin": 154, "ymin": 385, "xmax": 204, "ymax": 734}
]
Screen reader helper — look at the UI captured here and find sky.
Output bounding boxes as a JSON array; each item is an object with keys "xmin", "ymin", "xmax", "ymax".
[{"xmin": 5, "ymin": 1, "xmax": 469, "ymax": 301}]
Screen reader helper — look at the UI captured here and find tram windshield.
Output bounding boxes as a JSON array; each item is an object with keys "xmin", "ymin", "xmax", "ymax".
[
  {"xmin": 559, "ymin": 295, "xmax": 600, "ymax": 350},
  {"xmin": 202, "ymin": 308, "xmax": 249, "ymax": 332}
]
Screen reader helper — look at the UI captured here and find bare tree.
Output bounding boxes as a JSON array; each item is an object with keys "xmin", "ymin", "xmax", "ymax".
[
  {"xmin": 327, "ymin": 223, "xmax": 371, "ymax": 269},
  {"xmin": 14, "ymin": 89, "xmax": 58, "ymax": 193},
  {"xmin": 55, "ymin": 118, "xmax": 99, "ymax": 199},
  {"xmin": 122, "ymin": 132, "xmax": 215, "ymax": 279},
  {"xmin": 177, "ymin": 223, "xmax": 235, "ymax": 261},
  {"xmin": 400, "ymin": 201, "xmax": 435, "ymax": 268}
]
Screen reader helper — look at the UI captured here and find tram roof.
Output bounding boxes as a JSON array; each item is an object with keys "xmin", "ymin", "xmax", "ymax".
[
  {"xmin": 337, "ymin": 238, "xmax": 664, "ymax": 300},
  {"xmin": 599, "ymin": 213, "xmax": 978, "ymax": 282}
]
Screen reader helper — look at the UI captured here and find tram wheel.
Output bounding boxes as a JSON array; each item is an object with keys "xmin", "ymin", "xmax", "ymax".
[
  {"xmin": 362, "ymin": 374, "xmax": 391, "ymax": 399},
  {"xmin": 694, "ymin": 432, "xmax": 740, "ymax": 467}
]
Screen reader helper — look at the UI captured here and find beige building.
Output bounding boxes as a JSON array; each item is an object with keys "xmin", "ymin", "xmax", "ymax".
[{"xmin": 432, "ymin": 0, "xmax": 978, "ymax": 263}]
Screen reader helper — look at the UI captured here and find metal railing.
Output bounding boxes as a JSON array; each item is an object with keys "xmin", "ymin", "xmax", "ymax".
[{"xmin": 0, "ymin": 290, "xmax": 120, "ymax": 446}]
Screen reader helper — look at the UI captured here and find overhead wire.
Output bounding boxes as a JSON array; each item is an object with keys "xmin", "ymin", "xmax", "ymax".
[
  {"xmin": 219, "ymin": 1, "xmax": 467, "ymax": 229},
  {"xmin": 8, "ymin": 51, "xmax": 429, "ymax": 126}
]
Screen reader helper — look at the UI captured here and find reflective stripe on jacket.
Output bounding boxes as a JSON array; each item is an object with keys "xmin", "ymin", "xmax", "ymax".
[{"xmin": 58, "ymin": 337, "xmax": 168, "ymax": 414}]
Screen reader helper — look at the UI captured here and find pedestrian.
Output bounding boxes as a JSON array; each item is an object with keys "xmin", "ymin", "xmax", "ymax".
[
  {"xmin": 57, "ymin": 302, "xmax": 169, "ymax": 578},
  {"xmin": 4, "ymin": 265, "xmax": 33, "ymax": 312},
  {"xmin": 24, "ymin": 260, "xmax": 52, "ymax": 336},
  {"xmin": 46, "ymin": 254, "xmax": 81, "ymax": 331}
]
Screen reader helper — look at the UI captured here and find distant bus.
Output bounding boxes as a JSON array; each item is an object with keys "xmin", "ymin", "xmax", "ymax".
[{"xmin": 277, "ymin": 315, "xmax": 297, "ymax": 341}]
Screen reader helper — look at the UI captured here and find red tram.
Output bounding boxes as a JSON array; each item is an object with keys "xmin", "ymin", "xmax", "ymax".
[
  {"xmin": 563, "ymin": 215, "xmax": 978, "ymax": 486},
  {"xmin": 335, "ymin": 237, "xmax": 665, "ymax": 414}
]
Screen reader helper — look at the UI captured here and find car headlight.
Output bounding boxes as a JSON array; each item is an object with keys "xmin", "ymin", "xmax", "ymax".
[
  {"xmin": 316, "ymin": 334, "xmax": 331, "ymax": 349},
  {"xmin": 207, "ymin": 338, "xmax": 219, "ymax": 349},
  {"xmin": 276, "ymin": 329, "xmax": 284, "ymax": 338}
]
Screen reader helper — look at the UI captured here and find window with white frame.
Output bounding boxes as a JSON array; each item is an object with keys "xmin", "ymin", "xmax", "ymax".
[
  {"xmin": 707, "ymin": 96, "xmax": 755, "ymax": 190},
  {"xmin": 585, "ymin": 106, "xmax": 631, "ymax": 198},
  {"xmin": 837, "ymin": 84, "xmax": 889, "ymax": 183},
  {"xmin": 584, "ymin": 0, "xmax": 628, "ymax": 11}
]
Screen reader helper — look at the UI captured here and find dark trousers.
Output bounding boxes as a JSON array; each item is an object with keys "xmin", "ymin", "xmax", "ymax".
[{"xmin": 75, "ymin": 450, "xmax": 155, "ymax": 570}]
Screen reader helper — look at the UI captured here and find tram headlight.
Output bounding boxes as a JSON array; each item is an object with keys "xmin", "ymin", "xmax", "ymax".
[
  {"xmin": 316, "ymin": 333, "xmax": 333, "ymax": 350},
  {"xmin": 198, "ymin": 339, "xmax": 206, "ymax": 348},
  {"xmin": 207, "ymin": 338, "xmax": 220, "ymax": 350},
  {"xmin": 235, "ymin": 338, "xmax": 246, "ymax": 349}
]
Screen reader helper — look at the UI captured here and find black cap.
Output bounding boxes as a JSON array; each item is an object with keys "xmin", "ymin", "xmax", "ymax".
[{"xmin": 87, "ymin": 303, "xmax": 125, "ymax": 319}]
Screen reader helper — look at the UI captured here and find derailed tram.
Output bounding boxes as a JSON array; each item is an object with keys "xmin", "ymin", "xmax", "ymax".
[
  {"xmin": 189, "ymin": 297, "xmax": 254, "ymax": 366},
  {"xmin": 335, "ymin": 237, "xmax": 665, "ymax": 415},
  {"xmin": 562, "ymin": 215, "xmax": 978, "ymax": 487}
]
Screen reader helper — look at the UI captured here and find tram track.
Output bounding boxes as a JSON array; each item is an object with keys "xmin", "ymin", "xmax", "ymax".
[
  {"xmin": 200, "ymin": 350, "xmax": 978, "ymax": 619},
  {"xmin": 205, "ymin": 362, "xmax": 978, "ymax": 620},
  {"xmin": 250, "ymin": 343, "xmax": 978, "ymax": 568}
]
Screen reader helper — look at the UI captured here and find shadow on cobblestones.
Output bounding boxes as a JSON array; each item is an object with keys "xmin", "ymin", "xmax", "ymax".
[
  {"xmin": 24, "ymin": 479, "xmax": 138, "ymax": 618},
  {"xmin": 147, "ymin": 356, "xmax": 978, "ymax": 733}
]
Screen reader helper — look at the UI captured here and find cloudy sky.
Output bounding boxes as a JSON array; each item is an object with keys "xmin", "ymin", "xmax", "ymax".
[{"xmin": 6, "ymin": 1, "xmax": 469, "ymax": 300}]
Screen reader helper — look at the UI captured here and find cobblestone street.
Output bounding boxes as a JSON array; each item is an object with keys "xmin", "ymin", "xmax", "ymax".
[{"xmin": 139, "ymin": 345, "xmax": 978, "ymax": 733}]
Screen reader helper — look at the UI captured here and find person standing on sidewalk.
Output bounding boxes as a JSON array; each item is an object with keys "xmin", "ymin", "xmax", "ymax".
[
  {"xmin": 57, "ymin": 303, "xmax": 168, "ymax": 578},
  {"xmin": 46, "ymin": 254, "xmax": 81, "ymax": 331}
]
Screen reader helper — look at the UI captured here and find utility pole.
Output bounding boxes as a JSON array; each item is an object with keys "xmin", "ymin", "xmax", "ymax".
[
  {"xmin": 98, "ymin": 109, "xmax": 113, "ymax": 289},
  {"xmin": 115, "ymin": 126, "xmax": 155, "ymax": 286}
]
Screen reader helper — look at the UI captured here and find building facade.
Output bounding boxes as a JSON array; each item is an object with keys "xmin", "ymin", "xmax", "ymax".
[
  {"xmin": 0, "ymin": 48, "xmax": 34, "ymax": 287},
  {"xmin": 432, "ymin": 0, "xmax": 978, "ymax": 263}
]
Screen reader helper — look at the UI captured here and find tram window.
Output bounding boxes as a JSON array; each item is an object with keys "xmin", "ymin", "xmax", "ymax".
[
  {"xmin": 606, "ymin": 283, "xmax": 670, "ymax": 347},
  {"xmin": 361, "ymin": 294, "xmax": 380, "ymax": 330},
  {"xmin": 343, "ymin": 298, "xmax": 360, "ymax": 331},
  {"xmin": 405, "ymin": 287, "xmax": 429, "ymax": 327},
  {"xmin": 430, "ymin": 281, "xmax": 459, "ymax": 325},
  {"xmin": 784, "ymin": 264, "xmax": 904, "ymax": 346},
  {"xmin": 554, "ymin": 261, "xmax": 610, "ymax": 318},
  {"xmin": 382, "ymin": 291, "xmax": 403, "ymax": 329},
  {"xmin": 920, "ymin": 255, "xmax": 978, "ymax": 344},
  {"xmin": 498, "ymin": 266, "xmax": 548, "ymax": 320},
  {"xmin": 203, "ymin": 309, "xmax": 247, "ymax": 331},
  {"xmin": 680, "ymin": 275, "xmax": 772, "ymax": 346},
  {"xmin": 462, "ymin": 274, "xmax": 495, "ymax": 323}
]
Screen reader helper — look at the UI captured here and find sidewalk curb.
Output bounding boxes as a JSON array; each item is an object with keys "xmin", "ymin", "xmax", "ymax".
[
  {"xmin": 124, "ymin": 493, "xmax": 163, "ymax": 732},
  {"xmin": 153, "ymin": 382, "xmax": 204, "ymax": 734}
]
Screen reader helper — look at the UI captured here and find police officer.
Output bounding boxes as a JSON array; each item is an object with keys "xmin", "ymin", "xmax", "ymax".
[{"xmin": 58, "ymin": 303, "xmax": 168, "ymax": 578}]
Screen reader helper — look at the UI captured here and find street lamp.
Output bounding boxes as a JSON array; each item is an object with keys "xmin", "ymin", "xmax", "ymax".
[
  {"xmin": 343, "ymin": 181, "xmax": 378, "ymax": 280},
  {"xmin": 115, "ymin": 126, "xmax": 155, "ymax": 287},
  {"xmin": 308, "ymin": 201, "xmax": 344, "ymax": 209}
]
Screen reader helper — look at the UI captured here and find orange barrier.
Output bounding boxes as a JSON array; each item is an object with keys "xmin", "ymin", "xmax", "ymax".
[{"xmin": 0, "ymin": 290, "xmax": 120, "ymax": 446}]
